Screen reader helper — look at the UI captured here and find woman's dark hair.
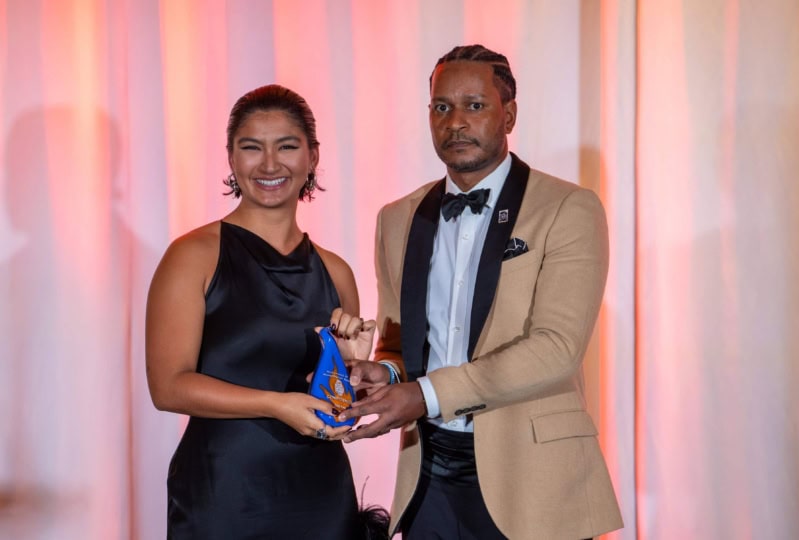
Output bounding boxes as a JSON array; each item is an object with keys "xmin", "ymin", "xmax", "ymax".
[{"xmin": 224, "ymin": 84, "xmax": 322, "ymax": 201}]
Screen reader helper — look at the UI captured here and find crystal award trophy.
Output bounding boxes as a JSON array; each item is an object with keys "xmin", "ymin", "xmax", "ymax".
[{"xmin": 308, "ymin": 327, "xmax": 356, "ymax": 427}]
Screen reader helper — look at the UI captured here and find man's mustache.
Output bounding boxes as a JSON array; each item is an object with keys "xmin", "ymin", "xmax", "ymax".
[{"xmin": 443, "ymin": 136, "xmax": 479, "ymax": 148}]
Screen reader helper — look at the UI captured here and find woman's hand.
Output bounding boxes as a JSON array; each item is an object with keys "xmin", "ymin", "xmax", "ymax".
[
  {"xmin": 272, "ymin": 392, "xmax": 352, "ymax": 441},
  {"xmin": 327, "ymin": 307, "xmax": 376, "ymax": 362}
]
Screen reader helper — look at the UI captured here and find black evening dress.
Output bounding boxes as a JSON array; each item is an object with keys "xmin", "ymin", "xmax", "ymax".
[{"xmin": 166, "ymin": 222, "xmax": 360, "ymax": 540}]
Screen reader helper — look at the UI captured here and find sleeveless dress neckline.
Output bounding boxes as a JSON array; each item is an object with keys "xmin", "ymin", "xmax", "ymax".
[{"xmin": 221, "ymin": 221, "xmax": 311, "ymax": 273}]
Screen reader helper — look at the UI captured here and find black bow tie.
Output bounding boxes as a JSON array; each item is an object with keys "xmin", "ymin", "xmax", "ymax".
[{"xmin": 441, "ymin": 189, "xmax": 490, "ymax": 221}]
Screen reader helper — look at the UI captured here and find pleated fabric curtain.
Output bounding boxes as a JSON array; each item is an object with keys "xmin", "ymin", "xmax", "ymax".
[{"xmin": 0, "ymin": 1, "xmax": 797, "ymax": 538}]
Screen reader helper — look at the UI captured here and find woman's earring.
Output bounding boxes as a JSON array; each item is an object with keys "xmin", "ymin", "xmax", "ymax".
[
  {"xmin": 304, "ymin": 172, "xmax": 316, "ymax": 191},
  {"xmin": 225, "ymin": 173, "xmax": 241, "ymax": 197}
]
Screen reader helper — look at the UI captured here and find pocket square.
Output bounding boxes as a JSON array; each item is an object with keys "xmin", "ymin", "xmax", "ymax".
[{"xmin": 503, "ymin": 237, "xmax": 529, "ymax": 260}]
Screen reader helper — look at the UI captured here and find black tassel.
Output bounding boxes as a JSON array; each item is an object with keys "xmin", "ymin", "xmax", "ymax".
[
  {"xmin": 358, "ymin": 504, "xmax": 391, "ymax": 540},
  {"xmin": 357, "ymin": 477, "xmax": 391, "ymax": 540}
]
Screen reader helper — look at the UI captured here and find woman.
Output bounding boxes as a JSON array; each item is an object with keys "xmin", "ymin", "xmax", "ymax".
[{"xmin": 146, "ymin": 85, "xmax": 379, "ymax": 539}]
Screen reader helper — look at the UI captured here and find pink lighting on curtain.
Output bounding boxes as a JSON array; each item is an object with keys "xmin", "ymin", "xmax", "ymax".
[
  {"xmin": 2, "ymin": 2, "xmax": 798, "ymax": 539},
  {"xmin": 637, "ymin": 1, "xmax": 702, "ymax": 536},
  {"xmin": 272, "ymin": 0, "xmax": 345, "ymax": 258},
  {"xmin": 598, "ymin": 1, "xmax": 637, "ymax": 538},
  {"xmin": 161, "ymin": 1, "xmax": 215, "ymax": 236}
]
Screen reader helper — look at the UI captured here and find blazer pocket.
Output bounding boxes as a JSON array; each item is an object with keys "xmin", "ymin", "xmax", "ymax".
[
  {"xmin": 530, "ymin": 409, "xmax": 598, "ymax": 443},
  {"xmin": 501, "ymin": 248, "xmax": 539, "ymax": 274}
]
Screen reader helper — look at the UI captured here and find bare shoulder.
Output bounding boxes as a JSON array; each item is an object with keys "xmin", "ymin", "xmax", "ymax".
[
  {"xmin": 152, "ymin": 221, "xmax": 222, "ymax": 293},
  {"xmin": 175, "ymin": 221, "xmax": 221, "ymax": 250},
  {"xmin": 314, "ymin": 243, "xmax": 355, "ymax": 285},
  {"xmin": 313, "ymin": 243, "xmax": 359, "ymax": 314}
]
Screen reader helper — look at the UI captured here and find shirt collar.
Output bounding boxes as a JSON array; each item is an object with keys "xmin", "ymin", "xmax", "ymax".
[{"xmin": 445, "ymin": 153, "xmax": 512, "ymax": 210}]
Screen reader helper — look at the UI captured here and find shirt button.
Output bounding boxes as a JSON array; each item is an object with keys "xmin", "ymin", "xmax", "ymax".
[
  {"xmin": 462, "ymin": 233, "xmax": 470, "ymax": 240},
  {"xmin": 453, "ymin": 326, "xmax": 461, "ymax": 333},
  {"xmin": 448, "ymin": 420, "xmax": 459, "ymax": 428},
  {"xmin": 457, "ymin": 280, "xmax": 464, "ymax": 287}
]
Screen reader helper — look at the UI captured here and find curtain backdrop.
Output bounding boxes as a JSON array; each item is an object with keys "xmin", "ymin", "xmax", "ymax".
[{"xmin": 1, "ymin": 1, "xmax": 797, "ymax": 539}]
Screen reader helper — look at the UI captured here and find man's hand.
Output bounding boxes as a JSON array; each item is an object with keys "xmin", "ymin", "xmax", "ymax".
[
  {"xmin": 339, "ymin": 382, "xmax": 426, "ymax": 442},
  {"xmin": 348, "ymin": 360, "xmax": 391, "ymax": 392}
]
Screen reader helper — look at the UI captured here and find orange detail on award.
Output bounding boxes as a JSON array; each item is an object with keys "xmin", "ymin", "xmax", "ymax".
[{"xmin": 308, "ymin": 327, "xmax": 356, "ymax": 427}]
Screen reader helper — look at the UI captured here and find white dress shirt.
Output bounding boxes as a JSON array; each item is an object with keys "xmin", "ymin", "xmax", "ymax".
[{"xmin": 417, "ymin": 154, "xmax": 512, "ymax": 432}]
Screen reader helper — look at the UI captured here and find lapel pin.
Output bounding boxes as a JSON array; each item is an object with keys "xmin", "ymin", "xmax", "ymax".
[{"xmin": 498, "ymin": 209, "xmax": 509, "ymax": 223}]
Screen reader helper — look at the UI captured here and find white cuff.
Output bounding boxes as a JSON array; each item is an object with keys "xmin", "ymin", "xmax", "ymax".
[{"xmin": 416, "ymin": 376, "xmax": 440, "ymax": 418}]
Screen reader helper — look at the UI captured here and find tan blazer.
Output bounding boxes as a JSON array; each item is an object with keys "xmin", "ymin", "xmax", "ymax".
[{"xmin": 373, "ymin": 154, "xmax": 623, "ymax": 539}]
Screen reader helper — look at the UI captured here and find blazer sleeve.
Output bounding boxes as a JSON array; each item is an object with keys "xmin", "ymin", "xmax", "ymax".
[
  {"xmin": 373, "ymin": 206, "xmax": 405, "ymax": 380},
  {"xmin": 428, "ymin": 188, "xmax": 609, "ymax": 420}
]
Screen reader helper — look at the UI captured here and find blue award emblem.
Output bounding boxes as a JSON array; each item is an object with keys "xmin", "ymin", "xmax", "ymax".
[{"xmin": 308, "ymin": 327, "xmax": 356, "ymax": 427}]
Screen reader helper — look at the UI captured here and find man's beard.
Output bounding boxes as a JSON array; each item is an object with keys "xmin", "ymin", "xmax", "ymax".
[
  {"xmin": 446, "ymin": 154, "xmax": 492, "ymax": 173},
  {"xmin": 436, "ymin": 141, "xmax": 491, "ymax": 173}
]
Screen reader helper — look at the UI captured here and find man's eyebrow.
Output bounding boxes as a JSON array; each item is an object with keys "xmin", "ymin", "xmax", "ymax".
[{"xmin": 431, "ymin": 93, "xmax": 488, "ymax": 101}]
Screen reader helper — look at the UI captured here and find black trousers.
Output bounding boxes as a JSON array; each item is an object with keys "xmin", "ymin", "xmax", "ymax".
[
  {"xmin": 399, "ymin": 422, "xmax": 594, "ymax": 540},
  {"xmin": 400, "ymin": 422, "xmax": 506, "ymax": 540}
]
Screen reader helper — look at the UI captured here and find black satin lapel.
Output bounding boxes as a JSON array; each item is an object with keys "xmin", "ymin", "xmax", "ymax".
[
  {"xmin": 468, "ymin": 154, "xmax": 530, "ymax": 358},
  {"xmin": 401, "ymin": 180, "xmax": 445, "ymax": 381}
]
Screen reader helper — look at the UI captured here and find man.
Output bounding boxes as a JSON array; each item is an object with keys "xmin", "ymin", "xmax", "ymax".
[{"xmin": 341, "ymin": 44, "xmax": 623, "ymax": 539}]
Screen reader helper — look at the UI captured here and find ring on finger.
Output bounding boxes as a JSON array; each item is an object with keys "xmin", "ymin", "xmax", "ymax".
[{"xmin": 315, "ymin": 427, "xmax": 328, "ymax": 440}]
